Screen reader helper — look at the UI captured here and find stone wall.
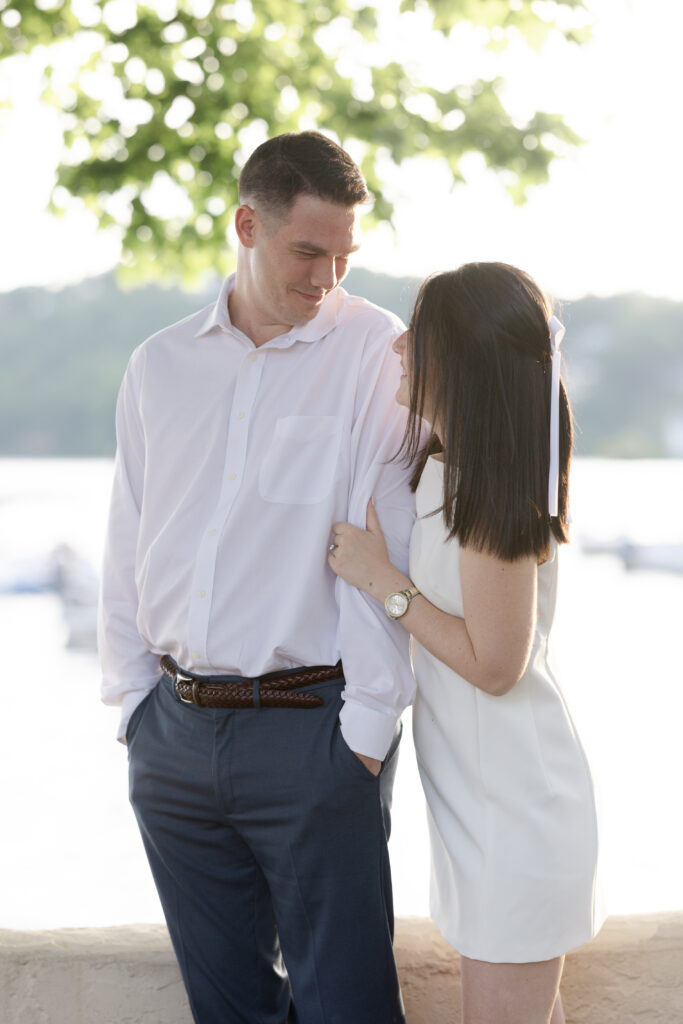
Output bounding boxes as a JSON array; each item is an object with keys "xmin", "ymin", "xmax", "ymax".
[{"xmin": 1, "ymin": 914, "xmax": 680, "ymax": 1023}]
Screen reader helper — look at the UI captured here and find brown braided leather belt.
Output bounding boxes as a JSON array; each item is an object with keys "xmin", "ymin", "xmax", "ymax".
[{"xmin": 160, "ymin": 655, "xmax": 343, "ymax": 709}]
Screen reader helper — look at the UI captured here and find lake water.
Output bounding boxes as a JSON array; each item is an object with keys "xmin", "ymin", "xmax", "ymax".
[{"xmin": 1, "ymin": 457, "xmax": 683, "ymax": 929}]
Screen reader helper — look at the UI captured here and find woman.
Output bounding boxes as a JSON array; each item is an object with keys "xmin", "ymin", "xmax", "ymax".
[{"xmin": 328, "ymin": 263, "xmax": 603, "ymax": 1024}]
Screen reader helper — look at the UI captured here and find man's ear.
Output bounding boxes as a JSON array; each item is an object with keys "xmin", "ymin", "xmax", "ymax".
[{"xmin": 234, "ymin": 204, "xmax": 258, "ymax": 248}]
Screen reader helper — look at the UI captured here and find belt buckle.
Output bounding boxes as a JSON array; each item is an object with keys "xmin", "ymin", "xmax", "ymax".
[{"xmin": 174, "ymin": 670, "xmax": 196, "ymax": 705}]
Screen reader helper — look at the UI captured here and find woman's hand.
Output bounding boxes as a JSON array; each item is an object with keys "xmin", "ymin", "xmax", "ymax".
[{"xmin": 328, "ymin": 499, "xmax": 410, "ymax": 600}]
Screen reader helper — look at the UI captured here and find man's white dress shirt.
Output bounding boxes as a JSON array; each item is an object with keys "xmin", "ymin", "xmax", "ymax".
[{"xmin": 98, "ymin": 274, "xmax": 417, "ymax": 759}]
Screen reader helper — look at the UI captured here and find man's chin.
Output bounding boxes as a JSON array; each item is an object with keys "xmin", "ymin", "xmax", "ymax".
[{"xmin": 288, "ymin": 302, "xmax": 321, "ymax": 325}]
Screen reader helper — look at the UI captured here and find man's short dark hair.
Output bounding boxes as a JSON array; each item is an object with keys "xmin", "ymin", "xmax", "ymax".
[{"xmin": 238, "ymin": 131, "xmax": 369, "ymax": 219}]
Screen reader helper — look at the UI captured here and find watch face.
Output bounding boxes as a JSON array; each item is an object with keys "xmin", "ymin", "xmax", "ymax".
[{"xmin": 385, "ymin": 592, "xmax": 409, "ymax": 618}]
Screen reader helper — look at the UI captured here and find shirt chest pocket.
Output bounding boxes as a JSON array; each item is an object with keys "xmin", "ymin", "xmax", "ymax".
[{"xmin": 259, "ymin": 415, "xmax": 343, "ymax": 505}]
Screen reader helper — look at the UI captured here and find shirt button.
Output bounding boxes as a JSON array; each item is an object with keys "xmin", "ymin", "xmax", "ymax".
[
  {"xmin": 198, "ymin": 590, "xmax": 206, "ymax": 598},
  {"xmin": 192, "ymin": 651, "xmax": 199, "ymax": 660},
  {"xmin": 228, "ymin": 472, "xmax": 236, "ymax": 481},
  {"xmin": 209, "ymin": 529, "xmax": 216, "ymax": 536},
  {"xmin": 236, "ymin": 411, "xmax": 245, "ymax": 419},
  {"xmin": 248, "ymin": 353, "xmax": 258, "ymax": 362}
]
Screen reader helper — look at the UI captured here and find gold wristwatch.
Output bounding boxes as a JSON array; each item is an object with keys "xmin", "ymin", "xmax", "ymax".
[{"xmin": 384, "ymin": 585, "xmax": 420, "ymax": 619}]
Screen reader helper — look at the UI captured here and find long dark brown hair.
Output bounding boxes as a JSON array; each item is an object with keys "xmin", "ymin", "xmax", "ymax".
[{"xmin": 402, "ymin": 262, "xmax": 572, "ymax": 561}]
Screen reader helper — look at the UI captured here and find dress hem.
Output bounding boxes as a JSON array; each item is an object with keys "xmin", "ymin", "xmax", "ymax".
[{"xmin": 432, "ymin": 915, "xmax": 606, "ymax": 965}]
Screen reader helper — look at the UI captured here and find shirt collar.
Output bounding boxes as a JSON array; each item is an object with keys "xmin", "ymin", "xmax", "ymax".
[
  {"xmin": 194, "ymin": 275, "xmax": 235, "ymax": 338},
  {"xmin": 194, "ymin": 273, "xmax": 346, "ymax": 346}
]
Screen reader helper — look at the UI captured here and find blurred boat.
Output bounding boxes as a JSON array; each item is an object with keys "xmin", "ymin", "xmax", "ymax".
[
  {"xmin": 53, "ymin": 544, "xmax": 99, "ymax": 649},
  {"xmin": 618, "ymin": 542, "xmax": 683, "ymax": 574},
  {"xmin": 580, "ymin": 537, "xmax": 683, "ymax": 574},
  {"xmin": 0, "ymin": 555, "xmax": 59, "ymax": 594}
]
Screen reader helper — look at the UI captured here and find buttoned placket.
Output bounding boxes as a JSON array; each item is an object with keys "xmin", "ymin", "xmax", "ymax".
[{"xmin": 186, "ymin": 335, "xmax": 267, "ymax": 664}]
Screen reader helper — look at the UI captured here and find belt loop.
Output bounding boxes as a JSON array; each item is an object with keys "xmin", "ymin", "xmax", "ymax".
[
  {"xmin": 252, "ymin": 678, "xmax": 261, "ymax": 709},
  {"xmin": 192, "ymin": 681, "xmax": 202, "ymax": 707}
]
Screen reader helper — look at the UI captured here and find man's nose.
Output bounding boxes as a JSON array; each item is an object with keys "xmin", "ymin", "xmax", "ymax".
[{"xmin": 310, "ymin": 257, "xmax": 337, "ymax": 291}]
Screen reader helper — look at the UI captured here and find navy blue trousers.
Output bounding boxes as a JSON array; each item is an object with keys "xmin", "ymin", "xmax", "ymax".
[{"xmin": 127, "ymin": 671, "xmax": 405, "ymax": 1024}]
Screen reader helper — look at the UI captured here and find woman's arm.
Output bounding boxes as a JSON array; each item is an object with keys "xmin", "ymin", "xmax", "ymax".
[{"xmin": 330, "ymin": 500, "xmax": 537, "ymax": 697}]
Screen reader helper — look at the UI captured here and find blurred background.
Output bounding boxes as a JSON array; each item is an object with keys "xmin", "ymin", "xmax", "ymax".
[{"xmin": 1, "ymin": 0, "xmax": 681, "ymax": 928}]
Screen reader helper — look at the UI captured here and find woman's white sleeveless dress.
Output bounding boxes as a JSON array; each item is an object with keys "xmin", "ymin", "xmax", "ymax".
[{"xmin": 409, "ymin": 456, "xmax": 604, "ymax": 963}]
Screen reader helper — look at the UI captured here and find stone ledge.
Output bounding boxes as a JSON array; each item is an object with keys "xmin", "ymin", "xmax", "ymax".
[{"xmin": 1, "ymin": 914, "xmax": 681, "ymax": 1023}]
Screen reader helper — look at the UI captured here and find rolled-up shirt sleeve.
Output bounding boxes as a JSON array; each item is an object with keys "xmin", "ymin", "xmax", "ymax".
[
  {"xmin": 337, "ymin": 326, "xmax": 420, "ymax": 760},
  {"xmin": 98, "ymin": 347, "xmax": 161, "ymax": 743}
]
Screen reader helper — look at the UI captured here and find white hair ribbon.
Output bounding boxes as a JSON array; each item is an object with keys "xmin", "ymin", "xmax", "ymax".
[{"xmin": 547, "ymin": 315, "xmax": 565, "ymax": 518}]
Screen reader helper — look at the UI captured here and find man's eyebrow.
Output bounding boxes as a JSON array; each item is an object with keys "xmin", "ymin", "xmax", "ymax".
[{"xmin": 290, "ymin": 241, "xmax": 361, "ymax": 256}]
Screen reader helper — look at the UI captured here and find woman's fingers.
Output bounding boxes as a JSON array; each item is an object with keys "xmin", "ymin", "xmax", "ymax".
[{"xmin": 331, "ymin": 521, "xmax": 364, "ymax": 545}]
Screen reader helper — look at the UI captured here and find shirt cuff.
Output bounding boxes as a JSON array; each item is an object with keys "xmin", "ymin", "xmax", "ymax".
[
  {"xmin": 339, "ymin": 698, "xmax": 399, "ymax": 761},
  {"xmin": 115, "ymin": 687, "xmax": 155, "ymax": 745}
]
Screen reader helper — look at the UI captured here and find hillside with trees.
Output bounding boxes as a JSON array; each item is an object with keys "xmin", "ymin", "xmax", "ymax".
[{"xmin": 1, "ymin": 270, "xmax": 681, "ymax": 458}]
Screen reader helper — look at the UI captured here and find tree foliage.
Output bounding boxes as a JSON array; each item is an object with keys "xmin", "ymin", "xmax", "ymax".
[{"xmin": 0, "ymin": 0, "xmax": 590, "ymax": 282}]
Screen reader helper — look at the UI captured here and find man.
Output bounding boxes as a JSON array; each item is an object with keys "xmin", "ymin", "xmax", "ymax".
[{"xmin": 99, "ymin": 131, "xmax": 416, "ymax": 1024}]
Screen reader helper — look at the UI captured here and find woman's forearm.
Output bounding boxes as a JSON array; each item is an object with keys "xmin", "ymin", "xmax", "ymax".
[
  {"xmin": 358, "ymin": 555, "xmax": 535, "ymax": 698},
  {"xmin": 329, "ymin": 504, "xmax": 536, "ymax": 697}
]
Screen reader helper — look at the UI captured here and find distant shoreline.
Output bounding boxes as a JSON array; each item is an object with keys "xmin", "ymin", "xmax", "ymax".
[{"xmin": 2, "ymin": 271, "xmax": 683, "ymax": 459}]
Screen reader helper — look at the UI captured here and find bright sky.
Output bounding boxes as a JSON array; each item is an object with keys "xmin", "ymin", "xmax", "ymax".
[{"xmin": 1, "ymin": 0, "xmax": 681, "ymax": 301}]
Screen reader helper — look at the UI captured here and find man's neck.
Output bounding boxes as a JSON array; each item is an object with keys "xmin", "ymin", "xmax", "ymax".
[{"xmin": 228, "ymin": 283, "xmax": 292, "ymax": 348}]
